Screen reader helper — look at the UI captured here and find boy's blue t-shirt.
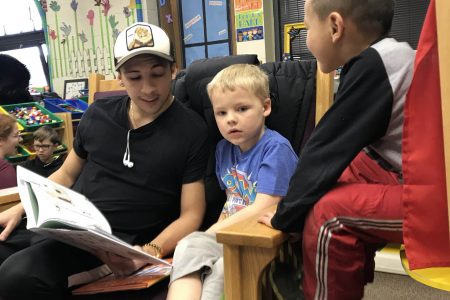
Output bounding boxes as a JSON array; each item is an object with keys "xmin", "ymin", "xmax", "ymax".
[{"xmin": 215, "ymin": 128, "xmax": 298, "ymax": 217}]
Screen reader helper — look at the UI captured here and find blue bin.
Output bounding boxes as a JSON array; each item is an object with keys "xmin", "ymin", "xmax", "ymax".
[{"xmin": 43, "ymin": 98, "xmax": 87, "ymax": 120}]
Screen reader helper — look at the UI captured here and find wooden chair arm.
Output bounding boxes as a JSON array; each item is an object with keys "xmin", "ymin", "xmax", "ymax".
[
  {"xmin": 216, "ymin": 205, "xmax": 288, "ymax": 300},
  {"xmin": 0, "ymin": 187, "xmax": 20, "ymax": 213},
  {"xmin": 88, "ymin": 73, "xmax": 126, "ymax": 105}
]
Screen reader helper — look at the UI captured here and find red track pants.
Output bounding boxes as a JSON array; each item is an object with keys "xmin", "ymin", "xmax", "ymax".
[{"xmin": 302, "ymin": 151, "xmax": 403, "ymax": 300}]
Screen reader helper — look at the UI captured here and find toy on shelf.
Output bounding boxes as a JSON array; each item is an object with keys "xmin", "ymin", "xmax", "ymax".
[
  {"xmin": 11, "ymin": 106, "xmax": 53, "ymax": 126},
  {"xmin": 1, "ymin": 102, "xmax": 63, "ymax": 131}
]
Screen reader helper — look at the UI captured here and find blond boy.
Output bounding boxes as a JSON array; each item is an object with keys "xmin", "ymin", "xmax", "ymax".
[{"xmin": 168, "ymin": 64, "xmax": 298, "ymax": 300}]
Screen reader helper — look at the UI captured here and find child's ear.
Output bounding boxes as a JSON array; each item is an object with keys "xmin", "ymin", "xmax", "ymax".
[
  {"xmin": 329, "ymin": 12, "xmax": 344, "ymax": 43},
  {"xmin": 263, "ymin": 98, "xmax": 271, "ymax": 117}
]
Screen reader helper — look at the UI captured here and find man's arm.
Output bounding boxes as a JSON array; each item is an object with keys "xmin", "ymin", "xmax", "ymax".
[
  {"xmin": 48, "ymin": 149, "xmax": 86, "ymax": 187},
  {"xmin": 144, "ymin": 179, "xmax": 206, "ymax": 257},
  {"xmin": 100, "ymin": 180, "xmax": 206, "ymax": 277},
  {"xmin": 207, "ymin": 193, "xmax": 282, "ymax": 233}
]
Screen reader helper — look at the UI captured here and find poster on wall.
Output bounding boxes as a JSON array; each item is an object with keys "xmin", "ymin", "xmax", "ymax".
[
  {"xmin": 234, "ymin": 0, "xmax": 264, "ymax": 42},
  {"xmin": 63, "ymin": 78, "xmax": 88, "ymax": 99},
  {"xmin": 43, "ymin": 0, "xmax": 144, "ymax": 81}
]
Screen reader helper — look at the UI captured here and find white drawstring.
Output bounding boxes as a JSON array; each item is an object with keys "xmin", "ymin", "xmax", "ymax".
[{"xmin": 123, "ymin": 130, "xmax": 134, "ymax": 168}]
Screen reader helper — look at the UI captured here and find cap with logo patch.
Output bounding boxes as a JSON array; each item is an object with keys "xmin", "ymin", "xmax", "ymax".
[{"xmin": 114, "ymin": 22, "xmax": 173, "ymax": 71}]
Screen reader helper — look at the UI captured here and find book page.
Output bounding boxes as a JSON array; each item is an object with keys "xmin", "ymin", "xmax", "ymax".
[
  {"xmin": 32, "ymin": 226, "xmax": 170, "ymax": 266},
  {"xmin": 17, "ymin": 166, "xmax": 111, "ymax": 233},
  {"xmin": 16, "ymin": 166, "xmax": 170, "ymax": 267}
]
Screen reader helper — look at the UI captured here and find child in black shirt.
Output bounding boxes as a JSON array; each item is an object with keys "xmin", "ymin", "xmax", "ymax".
[
  {"xmin": 259, "ymin": 0, "xmax": 415, "ymax": 299},
  {"xmin": 21, "ymin": 126, "xmax": 64, "ymax": 177}
]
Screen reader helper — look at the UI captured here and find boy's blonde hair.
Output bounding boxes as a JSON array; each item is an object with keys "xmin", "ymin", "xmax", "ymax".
[{"xmin": 207, "ymin": 64, "xmax": 269, "ymax": 101}]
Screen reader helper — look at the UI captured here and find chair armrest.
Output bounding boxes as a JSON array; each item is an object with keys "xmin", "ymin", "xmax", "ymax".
[
  {"xmin": 216, "ymin": 205, "xmax": 288, "ymax": 300},
  {"xmin": 0, "ymin": 187, "xmax": 20, "ymax": 213}
]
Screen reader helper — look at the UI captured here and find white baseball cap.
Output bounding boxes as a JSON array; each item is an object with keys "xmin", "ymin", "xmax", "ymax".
[{"xmin": 114, "ymin": 22, "xmax": 173, "ymax": 71}]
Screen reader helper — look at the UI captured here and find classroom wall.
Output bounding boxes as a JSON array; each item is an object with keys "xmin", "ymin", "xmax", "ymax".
[
  {"xmin": 43, "ymin": 0, "xmax": 159, "ymax": 97},
  {"xmin": 227, "ymin": 0, "xmax": 275, "ymax": 63},
  {"xmin": 44, "ymin": 0, "xmax": 276, "ymax": 94}
]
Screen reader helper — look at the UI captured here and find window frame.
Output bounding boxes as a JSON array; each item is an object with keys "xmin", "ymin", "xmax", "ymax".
[
  {"xmin": 178, "ymin": 0, "xmax": 233, "ymax": 67},
  {"xmin": 0, "ymin": 0, "xmax": 49, "ymax": 88}
]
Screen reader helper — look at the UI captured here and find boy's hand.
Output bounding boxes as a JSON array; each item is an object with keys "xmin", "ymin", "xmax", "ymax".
[
  {"xmin": 259, "ymin": 212, "xmax": 303, "ymax": 242},
  {"xmin": 0, "ymin": 205, "xmax": 24, "ymax": 241},
  {"xmin": 258, "ymin": 211, "xmax": 275, "ymax": 228}
]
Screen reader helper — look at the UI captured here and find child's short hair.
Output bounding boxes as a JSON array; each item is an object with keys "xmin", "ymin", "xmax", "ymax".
[
  {"xmin": 33, "ymin": 126, "xmax": 60, "ymax": 145},
  {"xmin": 311, "ymin": 0, "xmax": 394, "ymax": 37},
  {"xmin": 207, "ymin": 64, "xmax": 269, "ymax": 101},
  {"xmin": 0, "ymin": 114, "xmax": 17, "ymax": 140}
]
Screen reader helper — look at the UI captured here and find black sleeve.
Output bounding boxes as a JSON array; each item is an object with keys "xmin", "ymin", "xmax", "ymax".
[
  {"xmin": 20, "ymin": 159, "xmax": 32, "ymax": 170},
  {"xmin": 72, "ymin": 103, "xmax": 97, "ymax": 159},
  {"xmin": 182, "ymin": 119, "xmax": 209, "ymax": 184},
  {"xmin": 271, "ymin": 49, "xmax": 394, "ymax": 232}
]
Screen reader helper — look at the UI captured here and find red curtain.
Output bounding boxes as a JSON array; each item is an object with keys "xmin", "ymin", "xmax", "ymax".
[{"xmin": 402, "ymin": 0, "xmax": 450, "ymax": 269}]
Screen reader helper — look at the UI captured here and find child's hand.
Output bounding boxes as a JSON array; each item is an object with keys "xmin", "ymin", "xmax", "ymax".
[{"xmin": 258, "ymin": 211, "xmax": 275, "ymax": 228}]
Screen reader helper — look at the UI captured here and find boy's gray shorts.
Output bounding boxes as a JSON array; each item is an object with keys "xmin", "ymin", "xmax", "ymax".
[
  {"xmin": 170, "ymin": 231, "xmax": 225, "ymax": 299},
  {"xmin": 170, "ymin": 231, "xmax": 223, "ymax": 284}
]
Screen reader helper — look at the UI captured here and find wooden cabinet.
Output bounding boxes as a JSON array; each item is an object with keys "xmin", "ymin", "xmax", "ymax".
[
  {"xmin": 0, "ymin": 187, "xmax": 19, "ymax": 213},
  {"xmin": 54, "ymin": 112, "xmax": 74, "ymax": 152}
]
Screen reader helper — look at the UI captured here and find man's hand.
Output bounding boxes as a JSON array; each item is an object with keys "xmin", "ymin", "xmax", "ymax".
[
  {"xmin": 0, "ymin": 205, "xmax": 24, "ymax": 241},
  {"xmin": 258, "ymin": 211, "xmax": 275, "ymax": 228},
  {"xmin": 94, "ymin": 246, "xmax": 148, "ymax": 277}
]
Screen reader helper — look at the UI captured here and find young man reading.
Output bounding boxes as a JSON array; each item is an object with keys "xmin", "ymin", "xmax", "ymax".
[{"xmin": 0, "ymin": 23, "xmax": 209, "ymax": 300}]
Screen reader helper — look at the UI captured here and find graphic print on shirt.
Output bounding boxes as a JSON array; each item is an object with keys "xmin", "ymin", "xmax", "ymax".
[{"xmin": 221, "ymin": 164, "xmax": 257, "ymax": 217}]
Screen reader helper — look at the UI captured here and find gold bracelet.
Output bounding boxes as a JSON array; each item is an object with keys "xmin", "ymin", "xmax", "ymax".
[{"xmin": 144, "ymin": 242, "xmax": 163, "ymax": 258}]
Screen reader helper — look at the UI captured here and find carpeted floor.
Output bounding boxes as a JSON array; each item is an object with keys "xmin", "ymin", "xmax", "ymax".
[{"xmin": 364, "ymin": 272, "xmax": 449, "ymax": 299}]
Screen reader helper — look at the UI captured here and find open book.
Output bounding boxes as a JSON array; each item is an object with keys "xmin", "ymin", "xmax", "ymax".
[
  {"xmin": 72, "ymin": 259, "xmax": 172, "ymax": 295},
  {"xmin": 17, "ymin": 166, "xmax": 170, "ymax": 266}
]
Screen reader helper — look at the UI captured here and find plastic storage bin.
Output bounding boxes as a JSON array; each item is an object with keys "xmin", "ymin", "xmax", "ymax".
[
  {"xmin": 5, "ymin": 145, "xmax": 31, "ymax": 163},
  {"xmin": 1, "ymin": 102, "xmax": 63, "ymax": 131},
  {"xmin": 0, "ymin": 106, "xmax": 24, "ymax": 131},
  {"xmin": 43, "ymin": 98, "xmax": 88, "ymax": 120}
]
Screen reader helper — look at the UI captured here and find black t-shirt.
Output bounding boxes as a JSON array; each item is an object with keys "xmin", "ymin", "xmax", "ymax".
[
  {"xmin": 21, "ymin": 155, "xmax": 64, "ymax": 177},
  {"xmin": 72, "ymin": 96, "xmax": 209, "ymax": 244}
]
